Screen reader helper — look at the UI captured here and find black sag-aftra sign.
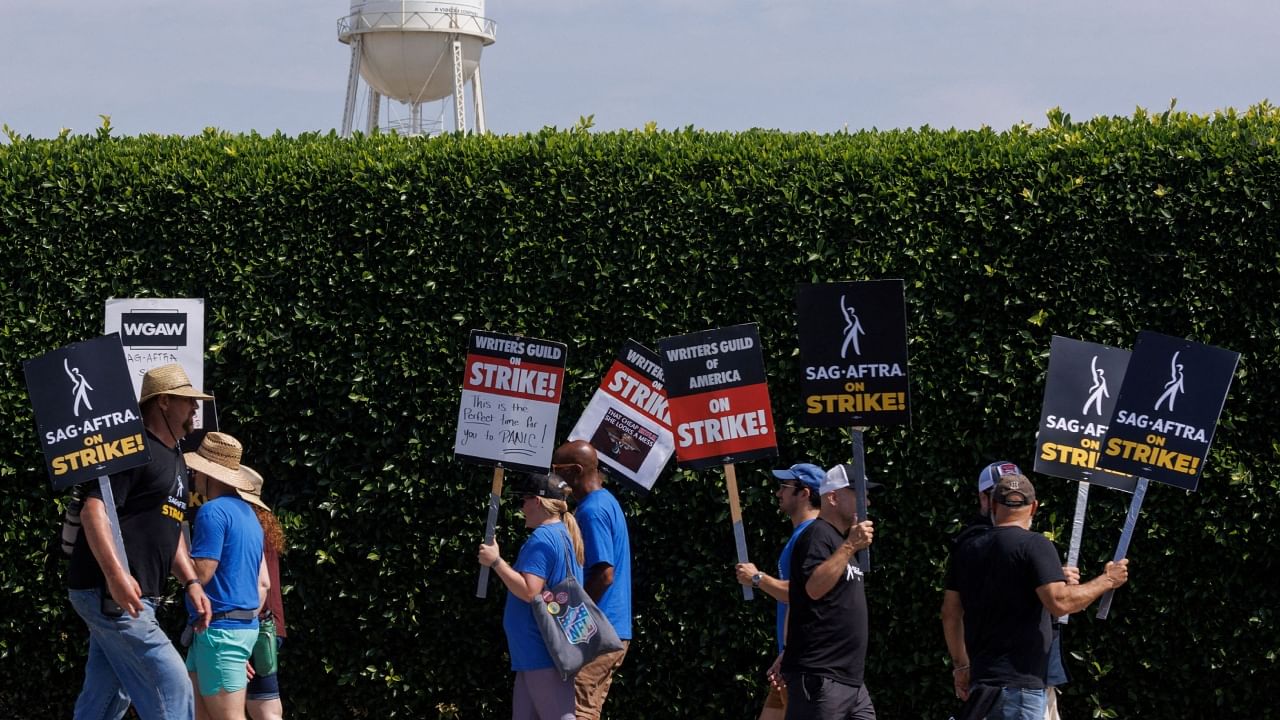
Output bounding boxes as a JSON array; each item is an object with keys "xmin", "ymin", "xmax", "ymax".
[
  {"xmin": 1097, "ymin": 331, "xmax": 1239, "ymax": 491},
  {"xmin": 1033, "ymin": 336, "xmax": 1137, "ymax": 492},
  {"xmin": 795, "ymin": 280, "xmax": 911, "ymax": 427},
  {"xmin": 22, "ymin": 334, "xmax": 151, "ymax": 491}
]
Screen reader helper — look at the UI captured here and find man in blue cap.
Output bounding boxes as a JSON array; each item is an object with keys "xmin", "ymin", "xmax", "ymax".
[{"xmin": 735, "ymin": 463, "xmax": 823, "ymax": 720}]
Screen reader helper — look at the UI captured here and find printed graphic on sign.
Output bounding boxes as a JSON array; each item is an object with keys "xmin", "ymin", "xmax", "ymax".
[
  {"xmin": 589, "ymin": 408, "xmax": 659, "ymax": 473},
  {"xmin": 569, "ymin": 340, "xmax": 674, "ymax": 491},
  {"xmin": 1096, "ymin": 331, "xmax": 1239, "ymax": 491},
  {"xmin": 105, "ymin": 298, "xmax": 207, "ymax": 428},
  {"xmin": 796, "ymin": 280, "xmax": 911, "ymax": 427},
  {"xmin": 659, "ymin": 324, "xmax": 777, "ymax": 470},
  {"xmin": 1033, "ymin": 337, "xmax": 1137, "ymax": 492},
  {"xmin": 23, "ymin": 334, "xmax": 152, "ymax": 491},
  {"xmin": 454, "ymin": 330, "xmax": 567, "ymax": 474}
]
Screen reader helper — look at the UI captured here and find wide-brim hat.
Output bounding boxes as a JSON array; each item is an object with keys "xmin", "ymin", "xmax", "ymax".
[
  {"xmin": 184, "ymin": 432, "xmax": 252, "ymax": 492},
  {"xmin": 139, "ymin": 363, "xmax": 214, "ymax": 404},
  {"xmin": 237, "ymin": 465, "xmax": 272, "ymax": 512}
]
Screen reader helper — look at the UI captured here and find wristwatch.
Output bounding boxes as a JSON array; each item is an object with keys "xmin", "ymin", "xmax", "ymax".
[{"xmin": 751, "ymin": 573, "xmax": 763, "ymax": 589}]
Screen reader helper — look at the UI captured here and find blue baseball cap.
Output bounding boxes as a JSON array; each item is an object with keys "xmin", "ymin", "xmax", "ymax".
[
  {"xmin": 771, "ymin": 463, "xmax": 825, "ymax": 493},
  {"xmin": 978, "ymin": 461, "xmax": 1022, "ymax": 494}
]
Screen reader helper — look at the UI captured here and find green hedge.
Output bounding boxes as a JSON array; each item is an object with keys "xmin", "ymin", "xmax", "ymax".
[{"xmin": 1, "ymin": 108, "xmax": 1277, "ymax": 718}]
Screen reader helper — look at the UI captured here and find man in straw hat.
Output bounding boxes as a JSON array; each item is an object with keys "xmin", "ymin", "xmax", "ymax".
[
  {"xmin": 942, "ymin": 472, "xmax": 1130, "ymax": 720},
  {"xmin": 67, "ymin": 362, "xmax": 214, "ymax": 720},
  {"xmin": 183, "ymin": 431, "xmax": 268, "ymax": 720}
]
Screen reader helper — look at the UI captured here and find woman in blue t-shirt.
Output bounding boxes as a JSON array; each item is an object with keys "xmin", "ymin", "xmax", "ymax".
[{"xmin": 478, "ymin": 473, "xmax": 585, "ymax": 720}]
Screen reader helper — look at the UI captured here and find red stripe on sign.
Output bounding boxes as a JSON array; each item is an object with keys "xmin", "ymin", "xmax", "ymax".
[
  {"xmin": 668, "ymin": 383, "xmax": 776, "ymax": 462},
  {"xmin": 599, "ymin": 362, "xmax": 671, "ymax": 427},
  {"xmin": 463, "ymin": 355, "xmax": 564, "ymax": 403}
]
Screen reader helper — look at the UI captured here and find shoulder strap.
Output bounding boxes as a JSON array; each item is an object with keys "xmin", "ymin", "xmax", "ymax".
[{"xmin": 559, "ymin": 524, "xmax": 581, "ymax": 577}]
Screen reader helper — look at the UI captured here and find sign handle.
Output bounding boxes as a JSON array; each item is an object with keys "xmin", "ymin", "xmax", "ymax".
[
  {"xmin": 97, "ymin": 475, "xmax": 130, "ymax": 572},
  {"xmin": 1096, "ymin": 477, "xmax": 1149, "ymax": 620},
  {"xmin": 476, "ymin": 466, "xmax": 505, "ymax": 599},
  {"xmin": 723, "ymin": 463, "xmax": 753, "ymax": 601},
  {"xmin": 849, "ymin": 427, "xmax": 870, "ymax": 573},
  {"xmin": 1058, "ymin": 481, "xmax": 1091, "ymax": 624}
]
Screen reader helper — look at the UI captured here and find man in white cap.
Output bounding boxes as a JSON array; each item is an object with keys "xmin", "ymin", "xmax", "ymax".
[
  {"xmin": 184, "ymin": 431, "xmax": 268, "ymax": 720},
  {"xmin": 942, "ymin": 473, "xmax": 1130, "ymax": 720},
  {"xmin": 774, "ymin": 464, "xmax": 878, "ymax": 719},
  {"xmin": 67, "ymin": 362, "xmax": 214, "ymax": 720}
]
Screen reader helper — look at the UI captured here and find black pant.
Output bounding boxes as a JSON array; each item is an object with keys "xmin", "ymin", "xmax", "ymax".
[{"xmin": 783, "ymin": 673, "xmax": 877, "ymax": 720}]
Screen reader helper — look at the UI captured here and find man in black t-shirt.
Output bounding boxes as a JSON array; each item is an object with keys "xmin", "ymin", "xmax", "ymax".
[
  {"xmin": 67, "ymin": 363, "xmax": 214, "ymax": 720},
  {"xmin": 942, "ymin": 474, "xmax": 1129, "ymax": 720},
  {"xmin": 776, "ymin": 463, "xmax": 877, "ymax": 720}
]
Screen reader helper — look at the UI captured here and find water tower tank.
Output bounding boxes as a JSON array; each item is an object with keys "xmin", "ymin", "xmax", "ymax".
[
  {"xmin": 340, "ymin": 0, "xmax": 494, "ymax": 134},
  {"xmin": 339, "ymin": 1, "xmax": 496, "ymax": 135}
]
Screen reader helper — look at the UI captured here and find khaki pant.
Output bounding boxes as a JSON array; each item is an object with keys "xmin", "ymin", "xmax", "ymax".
[{"xmin": 573, "ymin": 640, "xmax": 629, "ymax": 720}]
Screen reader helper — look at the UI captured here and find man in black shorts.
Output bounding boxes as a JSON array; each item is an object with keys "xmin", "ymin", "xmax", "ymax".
[
  {"xmin": 775, "ymin": 463, "xmax": 877, "ymax": 720},
  {"xmin": 942, "ymin": 474, "xmax": 1129, "ymax": 720}
]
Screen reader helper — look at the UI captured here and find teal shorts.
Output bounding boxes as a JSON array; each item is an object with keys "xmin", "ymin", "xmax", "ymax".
[{"xmin": 185, "ymin": 627, "xmax": 258, "ymax": 696}]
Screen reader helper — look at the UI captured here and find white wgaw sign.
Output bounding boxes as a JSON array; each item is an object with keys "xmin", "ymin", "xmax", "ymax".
[{"xmin": 104, "ymin": 298, "xmax": 207, "ymax": 428}]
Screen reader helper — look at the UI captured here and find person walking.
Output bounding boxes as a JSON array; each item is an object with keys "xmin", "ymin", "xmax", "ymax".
[{"xmin": 478, "ymin": 473, "xmax": 585, "ymax": 720}]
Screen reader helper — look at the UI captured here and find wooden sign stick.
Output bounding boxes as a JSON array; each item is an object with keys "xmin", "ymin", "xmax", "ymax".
[
  {"xmin": 1058, "ymin": 481, "xmax": 1091, "ymax": 624},
  {"xmin": 723, "ymin": 463, "xmax": 754, "ymax": 601},
  {"xmin": 1096, "ymin": 477, "xmax": 1149, "ymax": 619},
  {"xmin": 475, "ymin": 466, "xmax": 505, "ymax": 599}
]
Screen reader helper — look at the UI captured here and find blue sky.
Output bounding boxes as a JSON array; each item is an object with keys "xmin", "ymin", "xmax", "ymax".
[{"xmin": 4, "ymin": 1, "xmax": 1277, "ymax": 138}]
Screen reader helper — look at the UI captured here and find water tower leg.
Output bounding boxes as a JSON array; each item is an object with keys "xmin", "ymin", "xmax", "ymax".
[
  {"xmin": 411, "ymin": 103, "xmax": 423, "ymax": 136},
  {"xmin": 451, "ymin": 36, "xmax": 467, "ymax": 133},
  {"xmin": 341, "ymin": 35, "xmax": 364, "ymax": 138},
  {"xmin": 366, "ymin": 90, "xmax": 381, "ymax": 133},
  {"xmin": 472, "ymin": 67, "xmax": 486, "ymax": 135}
]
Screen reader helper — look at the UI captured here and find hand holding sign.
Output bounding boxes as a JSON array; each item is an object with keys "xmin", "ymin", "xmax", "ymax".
[
  {"xmin": 796, "ymin": 280, "xmax": 913, "ymax": 574},
  {"xmin": 455, "ymin": 330, "xmax": 568, "ymax": 598},
  {"xmin": 660, "ymin": 323, "xmax": 778, "ymax": 601},
  {"xmin": 1093, "ymin": 331, "xmax": 1239, "ymax": 618}
]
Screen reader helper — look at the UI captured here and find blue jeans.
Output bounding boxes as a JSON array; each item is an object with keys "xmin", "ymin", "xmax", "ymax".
[
  {"xmin": 69, "ymin": 588, "xmax": 193, "ymax": 720},
  {"xmin": 985, "ymin": 687, "xmax": 1046, "ymax": 720}
]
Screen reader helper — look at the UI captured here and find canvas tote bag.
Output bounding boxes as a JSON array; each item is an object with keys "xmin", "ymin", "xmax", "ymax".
[{"xmin": 531, "ymin": 527, "xmax": 624, "ymax": 679}]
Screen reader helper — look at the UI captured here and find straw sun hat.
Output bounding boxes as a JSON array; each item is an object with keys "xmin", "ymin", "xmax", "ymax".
[
  {"xmin": 139, "ymin": 363, "xmax": 214, "ymax": 404},
  {"xmin": 238, "ymin": 465, "xmax": 272, "ymax": 513},
  {"xmin": 184, "ymin": 432, "xmax": 268, "ymax": 511}
]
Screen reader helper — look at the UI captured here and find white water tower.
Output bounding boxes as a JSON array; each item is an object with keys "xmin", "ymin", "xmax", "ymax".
[{"xmin": 338, "ymin": 1, "xmax": 496, "ymax": 136}]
